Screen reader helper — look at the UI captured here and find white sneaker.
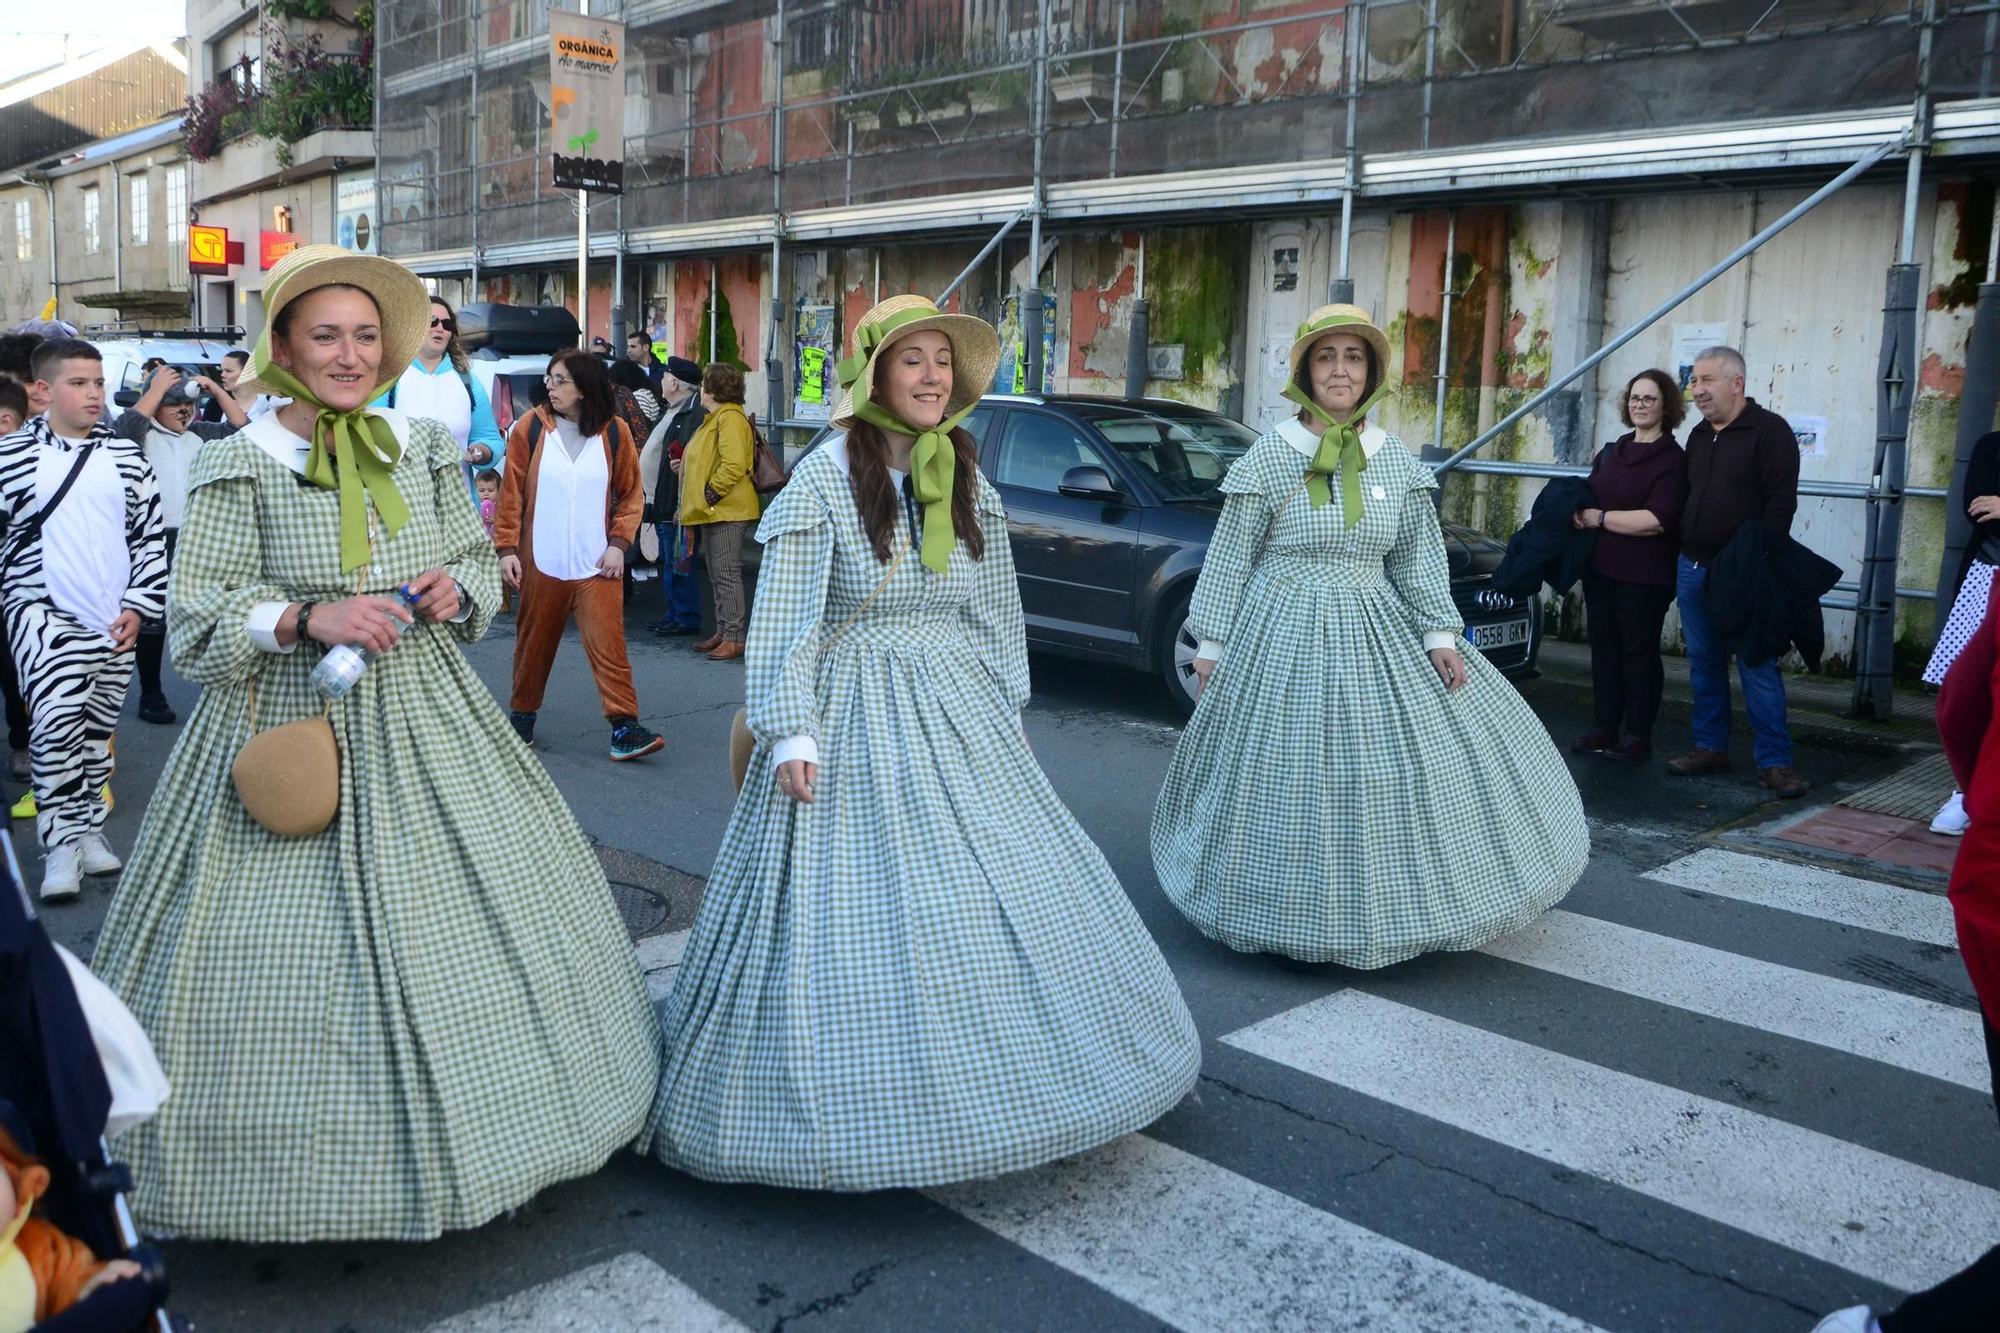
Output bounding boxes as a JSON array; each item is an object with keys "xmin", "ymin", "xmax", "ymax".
[
  {"xmin": 1811, "ymin": 1307, "xmax": 1880, "ymax": 1333},
  {"xmin": 77, "ymin": 831, "xmax": 123, "ymax": 876},
  {"xmin": 1931, "ymin": 790, "xmax": 1971, "ymax": 837},
  {"xmin": 40, "ymin": 844, "xmax": 81, "ymax": 901}
]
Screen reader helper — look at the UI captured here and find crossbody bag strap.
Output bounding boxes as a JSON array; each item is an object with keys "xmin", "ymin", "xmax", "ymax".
[
  {"xmin": 819, "ymin": 539, "xmax": 909, "ymax": 657},
  {"xmin": 5, "ymin": 440, "xmax": 100, "ymax": 566}
]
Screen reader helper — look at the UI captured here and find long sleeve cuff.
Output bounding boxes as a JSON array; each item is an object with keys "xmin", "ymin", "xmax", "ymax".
[
  {"xmin": 1422, "ymin": 630, "xmax": 1458, "ymax": 653},
  {"xmin": 772, "ymin": 735, "xmax": 818, "ymax": 768},
  {"xmin": 1194, "ymin": 639, "xmax": 1223, "ymax": 663},
  {"xmin": 247, "ymin": 601, "xmax": 298, "ymax": 654}
]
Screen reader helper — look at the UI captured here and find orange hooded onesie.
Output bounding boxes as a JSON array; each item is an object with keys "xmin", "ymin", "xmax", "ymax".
[{"xmin": 1, "ymin": 1123, "xmax": 109, "ymax": 1328}]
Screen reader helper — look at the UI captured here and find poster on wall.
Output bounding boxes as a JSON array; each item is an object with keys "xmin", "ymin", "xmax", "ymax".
[
  {"xmin": 1672, "ymin": 322, "xmax": 1730, "ymax": 389},
  {"xmin": 794, "ymin": 304, "xmax": 836, "ymax": 422},
  {"xmin": 1788, "ymin": 414, "xmax": 1829, "ymax": 460},
  {"xmin": 999, "ymin": 292, "xmax": 1058, "ymax": 394},
  {"xmin": 549, "ymin": 9, "xmax": 625, "ymax": 194},
  {"xmin": 335, "ymin": 172, "xmax": 376, "ymax": 254}
]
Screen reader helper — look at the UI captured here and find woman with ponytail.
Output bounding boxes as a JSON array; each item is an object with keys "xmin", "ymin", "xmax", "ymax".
[{"xmin": 645, "ymin": 295, "xmax": 1198, "ymax": 1190}]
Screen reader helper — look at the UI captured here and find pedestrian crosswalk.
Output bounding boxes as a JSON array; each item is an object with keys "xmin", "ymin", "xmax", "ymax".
[{"xmin": 430, "ymin": 846, "xmax": 1988, "ymax": 1330}]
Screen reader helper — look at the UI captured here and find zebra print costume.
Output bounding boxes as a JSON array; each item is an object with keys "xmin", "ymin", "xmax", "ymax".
[{"xmin": 0, "ymin": 414, "xmax": 167, "ymax": 851}]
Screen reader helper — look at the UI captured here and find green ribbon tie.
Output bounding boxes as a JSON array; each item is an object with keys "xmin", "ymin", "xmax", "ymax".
[
  {"xmin": 1283, "ymin": 312, "xmax": 1394, "ymax": 529},
  {"xmin": 252, "ymin": 355, "xmax": 411, "ymax": 571},
  {"xmin": 837, "ymin": 310, "xmax": 971, "ymax": 574}
]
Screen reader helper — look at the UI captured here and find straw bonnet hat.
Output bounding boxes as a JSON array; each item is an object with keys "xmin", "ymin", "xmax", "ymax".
[
  {"xmin": 832, "ymin": 294, "xmax": 1002, "ymax": 430},
  {"xmin": 1288, "ymin": 303, "xmax": 1392, "ymax": 387},
  {"xmin": 237, "ymin": 244, "xmax": 433, "ymax": 400}
]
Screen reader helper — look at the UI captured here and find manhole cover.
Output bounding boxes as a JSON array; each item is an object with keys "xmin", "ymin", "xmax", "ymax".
[{"xmin": 608, "ymin": 882, "xmax": 672, "ymax": 940}]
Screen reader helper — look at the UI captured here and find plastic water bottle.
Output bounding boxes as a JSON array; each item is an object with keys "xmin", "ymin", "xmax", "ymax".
[{"xmin": 309, "ymin": 584, "xmax": 423, "ymax": 702}]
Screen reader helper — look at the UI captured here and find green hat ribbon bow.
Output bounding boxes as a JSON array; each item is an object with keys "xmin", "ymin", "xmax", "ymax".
[
  {"xmin": 837, "ymin": 308, "xmax": 971, "ymax": 574},
  {"xmin": 1284, "ymin": 313, "xmax": 1392, "ymax": 528},
  {"xmin": 251, "ymin": 354, "xmax": 411, "ymax": 572}
]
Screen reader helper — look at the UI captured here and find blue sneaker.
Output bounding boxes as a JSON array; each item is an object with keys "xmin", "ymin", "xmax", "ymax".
[
  {"xmin": 509, "ymin": 710, "xmax": 536, "ymax": 743},
  {"xmin": 609, "ymin": 719, "xmax": 664, "ymax": 762}
]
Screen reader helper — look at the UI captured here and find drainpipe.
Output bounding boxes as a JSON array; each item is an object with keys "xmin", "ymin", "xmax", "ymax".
[
  {"xmin": 1430, "ymin": 209, "xmax": 1457, "ymax": 458},
  {"xmin": 41, "ymin": 177, "xmax": 59, "ymax": 323},
  {"xmin": 1125, "ymin": 232, "xmax": 1148, "ymax": 401},
  {"xmin": 111, "ymin": 168, "xmax": 124, "ymax": 318}
]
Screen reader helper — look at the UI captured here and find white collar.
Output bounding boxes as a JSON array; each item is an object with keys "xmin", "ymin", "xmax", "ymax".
[
  {"xmin": 823, "ymin": 431, "xmax": 908, "ymax": 485},
  {"xmin": 1277, "ymin": 413, "xmax": 1387, "ymax": 460},
  {"xmin": 244, "ymin": 407, "xmax": 412, "ymax": 475}
]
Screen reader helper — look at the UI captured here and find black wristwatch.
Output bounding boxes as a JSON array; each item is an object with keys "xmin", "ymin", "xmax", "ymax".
[{"xmin": 295, "ymin": 600, "xmax": 318, "ymax": 645}]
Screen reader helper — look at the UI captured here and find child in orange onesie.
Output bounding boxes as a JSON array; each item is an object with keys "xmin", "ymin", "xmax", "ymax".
[{"xmin": 1, "ymin": 1120, "xmax": 139, "ymax": 1330}]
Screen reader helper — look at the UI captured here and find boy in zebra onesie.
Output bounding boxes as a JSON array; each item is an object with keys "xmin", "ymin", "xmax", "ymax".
[{"xmin": 0, "ymin": 339, "xmax": 167, "ymax": 900}]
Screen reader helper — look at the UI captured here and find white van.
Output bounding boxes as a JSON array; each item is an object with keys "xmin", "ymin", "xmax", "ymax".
[{"xmin": 87, "ymin": 326, "xmax": 245, "ymax": 409}]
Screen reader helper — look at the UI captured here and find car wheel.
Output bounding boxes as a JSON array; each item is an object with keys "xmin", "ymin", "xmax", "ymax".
[{"xmin": 1159, "ymin": 592, "xmax": 1200, "ymax": 716}]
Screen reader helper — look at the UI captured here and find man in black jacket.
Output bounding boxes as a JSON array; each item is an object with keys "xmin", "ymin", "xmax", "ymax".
[
  {"xmin": 646, "ymin": 355, "xmax": 708, "ymax": 636},
  {"xmin": 1668, "ymin": 346, "xmax": 1808, "ymax": 798}
]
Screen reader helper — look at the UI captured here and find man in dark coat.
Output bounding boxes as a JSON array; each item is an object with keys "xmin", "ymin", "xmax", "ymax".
[
  {"xmin": 647, "ymin": 356, "xmax": 708, "ymax": 636},
  {"xmin": 1667, "ymin": 345, "xmax": 1809, "ymax": 798}
]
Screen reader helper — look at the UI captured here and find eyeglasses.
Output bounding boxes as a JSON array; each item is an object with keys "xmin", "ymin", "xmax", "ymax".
[
  {"xmin": 430, "ymin": 317, "xmax": 456, "ymax": 331},
  {"xmin": 1626, "ymin": 394, "xmax": 1662, "ymax": 405},
  {"xmin": 543, "ymin": 373, "xmax": 573, "ymax": 387}
]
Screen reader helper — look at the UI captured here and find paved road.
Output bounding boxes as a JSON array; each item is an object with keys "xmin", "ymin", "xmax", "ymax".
[{"xmin": 24, "ymin": 604, "xmax": 1994, "ymax": 1333}]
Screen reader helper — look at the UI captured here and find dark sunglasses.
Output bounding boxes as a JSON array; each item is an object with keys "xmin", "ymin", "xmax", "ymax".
[{"xmin": 430, "ymin": 316, "xmax": 457, "ymax": 331}]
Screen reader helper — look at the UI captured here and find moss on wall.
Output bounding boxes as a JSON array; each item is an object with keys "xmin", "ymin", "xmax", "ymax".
[{"xmin": 1147, "ymin": 224, "xmax": 1247, "ymax": 395}]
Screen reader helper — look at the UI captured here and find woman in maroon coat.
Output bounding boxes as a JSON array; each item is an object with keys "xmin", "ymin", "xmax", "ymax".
[{"xmin": 1569, "ymin": 369, "xmax": 1691, "ymax": 761}]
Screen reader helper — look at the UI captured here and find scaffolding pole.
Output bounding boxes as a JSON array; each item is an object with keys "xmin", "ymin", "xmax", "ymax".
[
  {"xmin": 1430, "ymin": 209, "xmax": 1456, "ymax": 457},
  {"xmin": 1331, "ymin": 0, "xmax": 1360, "ymax": 304},
  {"xmin": 1851, "ymin": 0, "xmax": 1936, "ymax": 719},
  {"xmin": 1023, "ymin": 0, "xmax": 1050, "ymax": 393},
  {"xmin": 1433, "ymin": 139, "xmax": 1901, "ymax": 476},
  {"xmin": 938, "ymin": 209, "xmax": 1030, "ymax": 304},
  {"xmin": 768, "ymin": 0, "xmax": 788, "ymax": 429}
]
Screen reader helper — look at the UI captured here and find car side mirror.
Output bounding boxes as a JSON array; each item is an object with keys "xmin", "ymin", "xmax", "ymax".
[
  {"xmin": 1058, "ymin": 465, "xmax": 1123, "ymax": 503},
  {"xmin": 114, "ymin": 389, "xmax": 140, "ymax": 407}
]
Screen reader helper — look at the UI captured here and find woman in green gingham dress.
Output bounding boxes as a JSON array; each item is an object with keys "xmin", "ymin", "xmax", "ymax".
[
  {"xmin": 645, "ymin": 297, "xmax": 1199, "ymax": 1190},
  {"xmin": 92, "ymin": 248, "xmax": 659, "ymax": 1242},
  {"xmin": 1152, "ymin": 304, "xmax": 1587, "ymax": 968}
]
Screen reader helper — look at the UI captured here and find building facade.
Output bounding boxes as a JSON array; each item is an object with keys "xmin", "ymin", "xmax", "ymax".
[
  {"xmin": 378, "ymin": 2, "xmax": 1996, "ymax": 667},
  {"xmin": 0, "ymin": 43, "xmax": 193, "ymax": 327},
  {"xmin": 180, "ymin": 0, "xmax": 377, "ymax": 336}
]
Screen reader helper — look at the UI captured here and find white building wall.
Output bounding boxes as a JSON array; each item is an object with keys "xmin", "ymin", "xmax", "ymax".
[{"xmin": 1593, "ymin": 182, "xmax": 1921, "ymax": 665}]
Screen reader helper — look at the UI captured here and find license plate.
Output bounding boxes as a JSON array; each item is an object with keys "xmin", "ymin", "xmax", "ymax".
[{"xmin": 1470, "ymin": 618, "xmax": 1530, "ymax": 650}]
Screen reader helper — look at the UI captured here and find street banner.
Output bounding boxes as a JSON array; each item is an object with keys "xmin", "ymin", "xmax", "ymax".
[{"xmin": 549, "ymin": 9, "xmax": 625, "ymax": 194}]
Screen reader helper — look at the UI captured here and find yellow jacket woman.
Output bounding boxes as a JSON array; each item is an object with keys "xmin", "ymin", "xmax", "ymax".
[
  {"xmin": 678, "ymin": 367, "xmax": 759, "ymax": 659},
  {"xmin": 679, "ymin": 399, "xmax": 759, "ymax": 524}
]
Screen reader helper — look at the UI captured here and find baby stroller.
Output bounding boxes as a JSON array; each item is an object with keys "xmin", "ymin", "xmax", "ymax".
[{"xmin": 0, "ymin": 835, "xmax": 181, "ymax": 1331}]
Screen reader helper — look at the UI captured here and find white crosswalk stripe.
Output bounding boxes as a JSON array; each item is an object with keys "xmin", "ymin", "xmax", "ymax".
[
  {"xmin": 929, "ymin": 1135, "xmax": 1606, "ymax": 1333},
  {"xmin": 1222, "ymin": 988, "xmax": 2000, "ymax": 1293},
  {"xmin": 420, "ymin": 1253, "xmax": 750, "ymax": 1332},
  {"xmin": 429, "ymin": 848, "xmax": 1983, "ymax": 1330},
  {"xmin": 1479, "ymin": 908, "xmax": 1989, "ymax": 1090},
  {"xmin": 1644, "ymin": 848, "xmax": 1958, "ymax": 947}
]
